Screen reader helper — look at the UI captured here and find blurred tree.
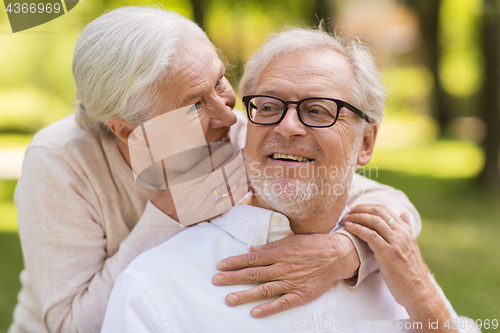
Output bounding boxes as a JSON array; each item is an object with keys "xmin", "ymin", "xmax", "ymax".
[
  {"xmin": 190, "ymin": 0, "xmax": 206, "ymax": 28},
  {"xmin": 312, "ymin": 0, "xmax": 335, "ymax": 31},
  {"xmin": 406, "ymin": 0, "xmax": 454, "ymax": 135},
  {"xmin": 479, "ymin": 0, "xmax": 500, "ymax": 190}
]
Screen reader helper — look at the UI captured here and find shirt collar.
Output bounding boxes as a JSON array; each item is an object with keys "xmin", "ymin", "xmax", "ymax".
[{"xmin": 211, "ymin": 204, "xmax": 349, "ymax": 247}]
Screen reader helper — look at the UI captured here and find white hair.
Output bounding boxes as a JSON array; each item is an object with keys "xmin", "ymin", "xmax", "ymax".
[
  {"xmin": 239, "ymin": 27, "xmax": 385, "ymax": 125},
  {"xmin": 72, "ymin": 6, "xmax": 211, "ymax": 137}
]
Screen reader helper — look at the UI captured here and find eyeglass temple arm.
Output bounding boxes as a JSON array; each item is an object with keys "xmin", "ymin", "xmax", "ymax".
[{"xmin": 345, "ymin": 103, "xmax": 370, "ymax": 123}]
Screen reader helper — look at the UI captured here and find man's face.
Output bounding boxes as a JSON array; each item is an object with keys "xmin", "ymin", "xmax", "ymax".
[
  {"xmin": 245, "ymin": 49, "xmax": 366, "ymax": 217},
  {"xmin": 153, "ymin": 39, "xmax": 237, "ymax": 144}
]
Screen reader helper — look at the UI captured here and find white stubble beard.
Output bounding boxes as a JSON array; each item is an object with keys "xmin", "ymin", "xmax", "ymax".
[{"xmin": 245, "ymin": 133, "xmax": 363, "ymax": 218}]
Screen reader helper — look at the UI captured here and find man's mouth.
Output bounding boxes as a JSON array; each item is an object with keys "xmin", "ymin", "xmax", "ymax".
[{"xmin": 270, "ymin": 153, "xmax": 313, "ymax": 162}]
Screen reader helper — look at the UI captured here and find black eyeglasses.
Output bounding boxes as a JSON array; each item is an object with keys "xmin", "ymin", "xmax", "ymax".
[{"xmin": 242, "ymin": 95, "xmax": 370, "ymax": 128}]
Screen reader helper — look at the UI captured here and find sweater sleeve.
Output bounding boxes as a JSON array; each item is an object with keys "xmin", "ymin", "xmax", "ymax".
[
  {"xmin": 334, "ymin": 173, "xmax": 422, "ymax": 288},
  {"xmin": 15, "ymin": 147, "xmax": 184, "ymax": 333}
]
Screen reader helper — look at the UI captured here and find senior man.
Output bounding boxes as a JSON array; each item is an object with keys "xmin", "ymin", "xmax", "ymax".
[{"xmin": 101, "ymin": 28, "xmax": 460, "ymax": 332}]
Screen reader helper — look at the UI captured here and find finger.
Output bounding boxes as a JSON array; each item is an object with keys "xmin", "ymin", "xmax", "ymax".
[
  {"xmin": 224, "ymin": 281, "xmax": 284, "ymax": 307},
  {"xmin": 350, "ymin": 204, "xmax": 412, "ymax": 236},
  {"xmin": 213, "ymin": 266, "xmax": 276, "ymax": 286},
  {"xmin": 251, "ymin": 293, "xmax": 308, "ymax": 318},
  {"xmin": 350, "ymin": 204, "xmax": 404, "ymax": 226},
  {"xmin": 349, "ymin": 204, "xmax": 394, "ymax": 222},
  {"xmin": 348, "ymin": 204, "xmax": 400, "ymax": 233},
  {"xmin": 344, "ymin": 221, "xmax": 389, "ymax": 253},
  {"xmin": 249, "ymin": 237, "xmax": 287, "ymax": 252},
  {"xmin": 400, "ymin": 212, "xmax": 411, "ymax": 226},
  {"xmin": 216, "ymin": 249, "xmax": 275, "ymax": 271},
  {"xmin": 344, "ymin": 213, "xmax": 394, "ymax": 243}
]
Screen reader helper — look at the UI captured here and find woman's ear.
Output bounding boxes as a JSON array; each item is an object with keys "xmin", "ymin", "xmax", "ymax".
[
  {"xmin": 108, "ymin": 119, "xmax": 135, "ymax": 146},
  {"xmin": 357, "ymin": 124, "xmax": 378, "ymax": 166}
]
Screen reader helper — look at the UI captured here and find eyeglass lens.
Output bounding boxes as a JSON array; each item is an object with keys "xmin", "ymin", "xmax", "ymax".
[{"xmin": 247, "ymin": 96, "xmax": 338, "ymax": 126}]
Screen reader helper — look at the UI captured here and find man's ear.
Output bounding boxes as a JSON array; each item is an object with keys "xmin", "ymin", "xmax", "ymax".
[
  {"xmin": 108, "ymin": 119, "xmax": 135, "ymax": 146},
  {"xmin": 357, "ymin": 124, "xmax": 378, "ymax": 166}
]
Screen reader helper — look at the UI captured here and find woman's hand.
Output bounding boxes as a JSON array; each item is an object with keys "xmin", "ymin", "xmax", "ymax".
[
  {"xmin": 344, "ymin": 204, "xmax": 458, "ymax": 332},
  {"xmin": 343, "ymin": 204, "xmax": 433, "ymax": 308},
  {"xmin": 212, "ymin": 233, "xmax": 360, "ymax": 317}
]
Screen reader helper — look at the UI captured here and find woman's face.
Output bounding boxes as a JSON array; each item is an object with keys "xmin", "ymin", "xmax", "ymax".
[{"xmin": 152, "ymin": 40, "xmax": 237, "ymax": 144}]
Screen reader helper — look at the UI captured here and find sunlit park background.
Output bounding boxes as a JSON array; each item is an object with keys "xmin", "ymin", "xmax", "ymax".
[{"xmin": 1, "ymin": 0, "xmax": 500, "ymax": 331}]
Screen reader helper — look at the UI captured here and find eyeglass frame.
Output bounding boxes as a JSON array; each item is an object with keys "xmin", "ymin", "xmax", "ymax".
[{"xmin": 242, "ymin": 95, "xmax": 370, "ymax": 128}]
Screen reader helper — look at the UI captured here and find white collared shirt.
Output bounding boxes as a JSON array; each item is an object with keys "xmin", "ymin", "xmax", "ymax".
[{"xmin": 102, "ymin": 204, "xmax": 458, "ymax": 333}]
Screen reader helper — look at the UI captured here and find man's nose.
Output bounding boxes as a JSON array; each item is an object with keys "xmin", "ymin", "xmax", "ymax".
[{"xmin": 273, "ymin": 106, "xmax": 308, "ymax": 138}]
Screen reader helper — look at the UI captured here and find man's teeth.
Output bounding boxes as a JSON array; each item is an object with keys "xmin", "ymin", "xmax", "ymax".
[{"xmin": 271, "ymin": 153, "xmax": 311, "ymax": 162}]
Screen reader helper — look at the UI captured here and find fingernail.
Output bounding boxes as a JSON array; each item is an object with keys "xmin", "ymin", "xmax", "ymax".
[
  {"xmin": 249, "ymin": 245, "xmax": 260, "ymax": 251},
  {"xmin": 342, "ymin": 214, "xmax": 350, "ymax": 221},
  {"xmin": 345, "ymin": 222, "xmax": 353, "ymax": 227},
  {"xmin": 227, "ymin": 294, "xmax": 238, "ymax": 305},
  {"xmin": 213, "ymin": 274, "xmax": 224, "ymax": 285},
  {"xmin": 217, "ymin": 260, "xmax": 227, "ymax": 271},
  {"xmin": 252, "ymin": 308, "xmax": 263, "ymax": 317}
]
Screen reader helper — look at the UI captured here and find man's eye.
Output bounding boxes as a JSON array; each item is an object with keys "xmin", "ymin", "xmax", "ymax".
[{"xmin": 195, "ymin": 102, "xmax": 202, "ymax": 109}]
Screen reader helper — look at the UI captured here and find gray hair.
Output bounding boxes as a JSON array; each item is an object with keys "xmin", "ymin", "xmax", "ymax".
[
  {"xmin": 239, "ymin": 27, "xmax": 385, "ymax": 125},
  {"xmin": 72, "ymin": 6, "xmax": 211, "ymax": 137}
]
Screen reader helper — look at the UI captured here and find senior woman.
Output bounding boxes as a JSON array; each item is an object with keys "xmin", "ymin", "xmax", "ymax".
[{"xmin": 9, "ymin": 6, "xmax": 421, "ymax": 333}]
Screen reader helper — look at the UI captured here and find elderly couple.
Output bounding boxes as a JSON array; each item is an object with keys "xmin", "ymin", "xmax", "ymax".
[{"xmin": 10, "ymin": 5, "xmax": 467, "ymax": 333}]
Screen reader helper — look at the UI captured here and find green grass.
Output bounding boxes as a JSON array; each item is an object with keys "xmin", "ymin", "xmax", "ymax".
[
  {"xmin": 0, "ymin": 179, "xmax": 22, "ymax": 332},
  {"xmin": 0, "ymin": 233, "xmax": 22, "ymax": 333},
  {"xmin": 369, "ymin": 140, "xmax": 484, "ymax": 178},
  {"xmin": 0, "ymin": 171, "xmax": 499, "ymax": 330}
]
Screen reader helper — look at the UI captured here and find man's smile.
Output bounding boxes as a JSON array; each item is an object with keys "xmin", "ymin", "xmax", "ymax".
[{"xmin": 269, "ymin": 152, "xmax": 313, "ymax": 163}]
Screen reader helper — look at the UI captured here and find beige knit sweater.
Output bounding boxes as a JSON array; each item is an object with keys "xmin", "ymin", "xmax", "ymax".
[{"xmin": 9, "ymin": 114, "xmax": 420, "ymax": 333}]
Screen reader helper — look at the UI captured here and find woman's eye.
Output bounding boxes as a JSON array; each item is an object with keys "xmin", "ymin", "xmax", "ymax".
[
  {"xmin": 215, "ymin": 76, "xmax": 224, "ymax": 88},
  {"xmin": 195, "ymin": 102, "xmax": 202, "ymax": 109}
]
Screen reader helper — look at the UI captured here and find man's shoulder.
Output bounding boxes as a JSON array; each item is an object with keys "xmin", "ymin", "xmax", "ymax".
[
  {"xmin": 122, "ymin": 221, "xmax": 236, "ymax": 280},
  {"xmin": 28, "ymin": 114, "xmax": 100, "ymax": 153}
]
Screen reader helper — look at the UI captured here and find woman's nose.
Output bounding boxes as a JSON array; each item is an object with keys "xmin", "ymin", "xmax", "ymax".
[{"xmin": 208, "ymin": 91, "xmax": 237, "ymax": 128}]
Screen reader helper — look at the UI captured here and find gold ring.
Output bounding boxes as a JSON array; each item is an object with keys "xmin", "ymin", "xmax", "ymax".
[{"xmin": 387, "ymin": 217, "xmax": 395, "ymax": 226}]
